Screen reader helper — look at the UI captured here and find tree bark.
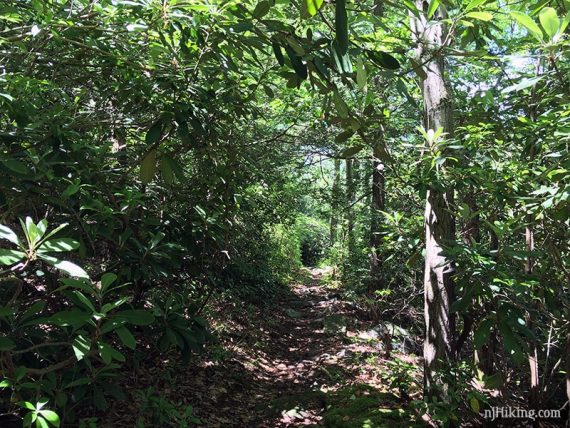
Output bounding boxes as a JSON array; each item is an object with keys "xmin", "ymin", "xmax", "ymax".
[
  {"xmin": 346, "ymin": 158, "xmax": 356, "ymax": 257},
  {"xmin": 411, "ymin": 0, "xmax": 456, "ymax": 399},
  {"xmin": 330, "ymin": 158, "xmax": 341, "ymax": 245},
  {"xmin": 369, "ymin": 141, "xmax": 386, "ymax": 293}
]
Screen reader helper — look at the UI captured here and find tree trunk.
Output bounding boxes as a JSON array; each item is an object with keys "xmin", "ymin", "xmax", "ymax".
[
  {"xmin": 346, "ymin": 158, "xmax": 356, "ymax": 257},
  {"xmin": 330, "ymin": 158, "xmax": 341, "ymax": 245},
  {"xmin": 411, "ymin": 0, "xmax": 456, "ymax": 399},
  {"xmin": 369, "ymin": 141, "xmax": 385, "ymax": 293},
  {"xmin": 567, "ymin": 315, "xmax": 570, "ymax": 421}
]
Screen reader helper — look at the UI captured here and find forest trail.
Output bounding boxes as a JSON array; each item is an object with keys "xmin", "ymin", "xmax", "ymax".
[
  {"xmin": 104, "ymin": 268, "xmax": 419, "ymax": 427},
  {"xmin": 186, "ymin": 268, "xmax": 418, "ymax": 427}
]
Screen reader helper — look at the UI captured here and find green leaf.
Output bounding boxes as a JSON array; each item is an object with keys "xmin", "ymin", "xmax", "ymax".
[
  {"xmin": 301, "ymin": 0, "xmax": 324, "ymax": 19},
  {"xmin": 473, "ymin": 318, "xmax": 493, "ymax": 348},
  {"xmin": 101, "ymin": 297, "xmax": 129, "ymax": 314},
  {"xmin": 284, "ymin": 45, "xmax": 307, "ymax": 80},
  {"xmin": 511, "ymin": 11, "xmax": 543, "ymax": 42},
  {"xmin": 341, "ymin": 145, "xmax": 364, "ymax": 158},
  {"xmin": 367, "ymin": 51, "xmax": 400, "ymax": 70},
  {"xmin": 70, "ymin": 290, "xmax": 96, "ymax": 312},
  {"xmin": 466, "ymin": 11, "xmax": 493, "ymax": 21},
  {"xmin": 465, "ymin": 0, "xmax": 487, "ymax": 12},
  {"xmin": 499, "ymin": 321, "xmax": 526, "ymax": 365},
  {"xmin": 356, "ymin": 57, "xmax": 367, "ymax": 90},
  {"xmin": 331, "ymin": 40, "xmax": 352, "ymax": 74},
  {"xmin": 145, "ymin": 121, "xmax": 163, "ymax": 146},
  {"xmin": 0, "ymin": 336, "xmax": 15, "ymax": 351},
  {"xmin": 2, "ymin": 159, "xmax": 30, "ymax": 175},
  {"xmin": 113, "ymin": 309, "xmax": 155, "ymax": 326},
  {"xmin": 39, "ymin": 255, "xmax": 89, "ymax": 278},
  {"xmin": 252, "ymin": 1, "xmax": 270, "ymax": 19},
  {"xmin": 49, "ymin": 310, "xmax": 91, "ymax": 328},
  {"xmin": 502, "ymin": 76, "xmax": 544, "ymax": 94},
  {"xmin": 470, "ymin": 397, "xmax": 480, "ymax": 413},
  {"xmin": 116, "ymin": 326, "xmax": 136, "ymax": 349},
  {"xmin": 539, "ymin": 7, "xmax": 559, "ymax": 39},
  {"xmin": 272, "ymin": 42, "xmax": 285, "ymax": 66},
  {"xmin": 98, "ymin": 342, "xmax": 113, "ymax": 365},
  {"xmin": 160, "ymin": 156, "xmax": 174, "ymax": 186},
  {"xmin": 100, "ymin": 272, "xmax": 118, "ymax": 295},
  {"xmin": 335, "ymin": 0, "xmax": 348, "ymax": 55},
  {"xmin": 40, "ymin": 223, "xmax": 68, "ymax": 243},
  {"xmin": 39, "ymin": 410, "xmax": 60, "ymax": 427},
  {"xmin": 38, "ymin": 238, "xmax": 80, "ymax": 253},
  {"xmin": 72, "ymin": 334, "xmax": 91, "ymax": 361},
  {"xmin": 24, "ymin": 217, "xmax": 40, "ymax": 246},
  {"xmin": 98, "ymin": 342, "xmax": 124, "ymax": 364},
  {"xmin": 140, "ymin": 149, "xmax": 157, "ymax": 185},
  {"xmin": 427, "ymin": 0, "xmax": 440, "ymax": 19},
  {"xmin": 335, "ymin": 129, "xmax": 355, "ymax": 144},
  {"xmin": 0, "ymin": 248, "xmax": 25, "ymax": 265},
  {"xmin": 333, "ymin": 91, "xmax": 349, "ymax": 118},
  {"xmin": 0, "ymin": 225, "xmax": 20, "ymax": 246}
]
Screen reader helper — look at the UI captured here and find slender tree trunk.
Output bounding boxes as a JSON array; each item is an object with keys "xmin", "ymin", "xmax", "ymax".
[
  {"xmin": 526, "ymin": 100, "xmax": 539, "ymax": 411},
  {"xmin": 330, "ymin": 158, "xmax": 341, "ymax": 245},
  {"xmin": 369, "ymin": 141, "xmax": 385, "ymax": 293},
  {"xmin": 567, "ymin": 313, "xmax": 570, "ymax": 419},
  {"xmin": 411, "ymin": 1, "xmax": 456, "ymax": 398},
  {"xmin": 346, "ymin": 158, "xmax": 356, "ymax": 257}
]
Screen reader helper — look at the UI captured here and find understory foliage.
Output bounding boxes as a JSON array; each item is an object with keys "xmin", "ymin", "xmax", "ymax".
[{"xmin": 0, "ymin": 0, "xmax": 569, "ymax": 426}]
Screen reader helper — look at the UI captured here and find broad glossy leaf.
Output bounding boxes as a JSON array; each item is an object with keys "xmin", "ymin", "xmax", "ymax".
[
  {"xmin": 39, "ymin": 410, "xmax": 60, "ymax": 427},
  {"xmin": 39, "ymin": 255, "xmax": 89, "ymax": 278},
  {"xmin": 284, "ymin": 46, "xmax": 307, "ymax": 80},
  {"xmin": 0, "ymin": 225, "xmax": 19, "ymax": 246},
  {"xmin": 0, "ymin": 336, "xmax": 15, "ymax": 351},
  {"xmin": 72, "ymin": 334, "xmax": 91, "ymax": 361},
  {"xmin": 101, "ymin": 272, "xmax": 118, "ymax": 295},
  {"xmin": 473, "ymin": 318, "xmax": 494, "ymax": 348},
  {"xmin": 140, "ymin": 149, "xmax": 157, "ymax": 185},
  {"xmin": 145, "ymin": 121, "xmax": 163, "ymax": 145},
  {"xmin": 0, "ymin": 249, "xmax": 25, "ymax": 265},
  {"xmin": 38, "ymin": 238, "xmax": 79, "ymax": 253},
  {"xmin": 539, "ymin": 7, "xmax": 559, "ymax": 39},
  {"xmin": 367, "ymin": 51, "xmax": 400, "ymax": 70},
  {"xmin": 335, "ymin": 0, "xmax": 348, "ymax": 55},
  {"xmin": 160, "ymin": 156, "xmax": 174, "ymax": 186},
  {"xmin": 465, "ymin": 0, "xmax": 488, "ymax": 12},
  {"xmin": 511, "ymin": 11, "xmax": 543, "ymax": 42},
  {"xmin": 272, "ymin": 42, "xmax": 285, "ymax": 66},
  {"xmin": 113, "ymin": 309, "xmax": 155, "ymax": 326},
  {"xmin": 333, "ymin": 91, "xmax": 349, "ymax": 118},
  {"xmin": 49, "ymin": 310, "xmax": 91, "ymax": 328},
  {"xmin": 335, "ymin": 129, "xmax": 355, "ymax": 144},
  {"xmin": 466, "ymin": 11, "xmax": 493, "ymax": 21},
  {"xmin": 301, "ymin": 0, "xmax": 324, "ymax": 19},
  {"xmin": 116, "ymin": 326, "xmax": 136, "ymax": 349},
  {"xmin": 331, "ymin": 41, "xmax": 352, "ymax": 74},
  {"xmin": 252, "ymin": 1, "xmax": 270, "ymax": 19},
  {"xmin": 502, "ymin": 76, "xmax": 544, "ymax": 93},
  {"xmin": 356, "ymin": 57, "xmax": 367, "ymax": 90},
  {"xmin": 340, "ymin": 145, "xmax": 364, "ymax": 158},
  {"xmin": 427, "ymin": 0, "xmax": 440, "ymax": 19},
  {"xmin": 2, "ymin": 159, "xmax": 30, "ymax": 175}
]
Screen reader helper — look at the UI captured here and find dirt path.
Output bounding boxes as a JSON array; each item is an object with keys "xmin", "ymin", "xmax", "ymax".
[
  {"xmin": 188, "ymin": 268, "xmax": 419, "ymax": 427},
  {"xmin": 105, "ymin": 268, "xmax": 419, "ymax": 427}
]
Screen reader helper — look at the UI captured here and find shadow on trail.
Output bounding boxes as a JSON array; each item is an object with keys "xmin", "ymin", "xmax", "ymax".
[
  {"xmin": 192, "ymin": 268, "xmax": 419, "ymax": 427},
  {"xmin": 102, "ymin": 268, "xmax": 419, "ymax": 427}
]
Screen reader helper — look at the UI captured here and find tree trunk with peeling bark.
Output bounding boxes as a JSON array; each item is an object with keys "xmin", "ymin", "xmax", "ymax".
[{"xmin": 411, "ymin": 0, "xmax": 456, "ymax": 398}]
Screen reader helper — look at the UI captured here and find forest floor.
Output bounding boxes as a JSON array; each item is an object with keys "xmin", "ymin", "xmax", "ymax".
[{"xmin": 103, "ymin": 268, "xmax": 423, "ymax": 427}]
